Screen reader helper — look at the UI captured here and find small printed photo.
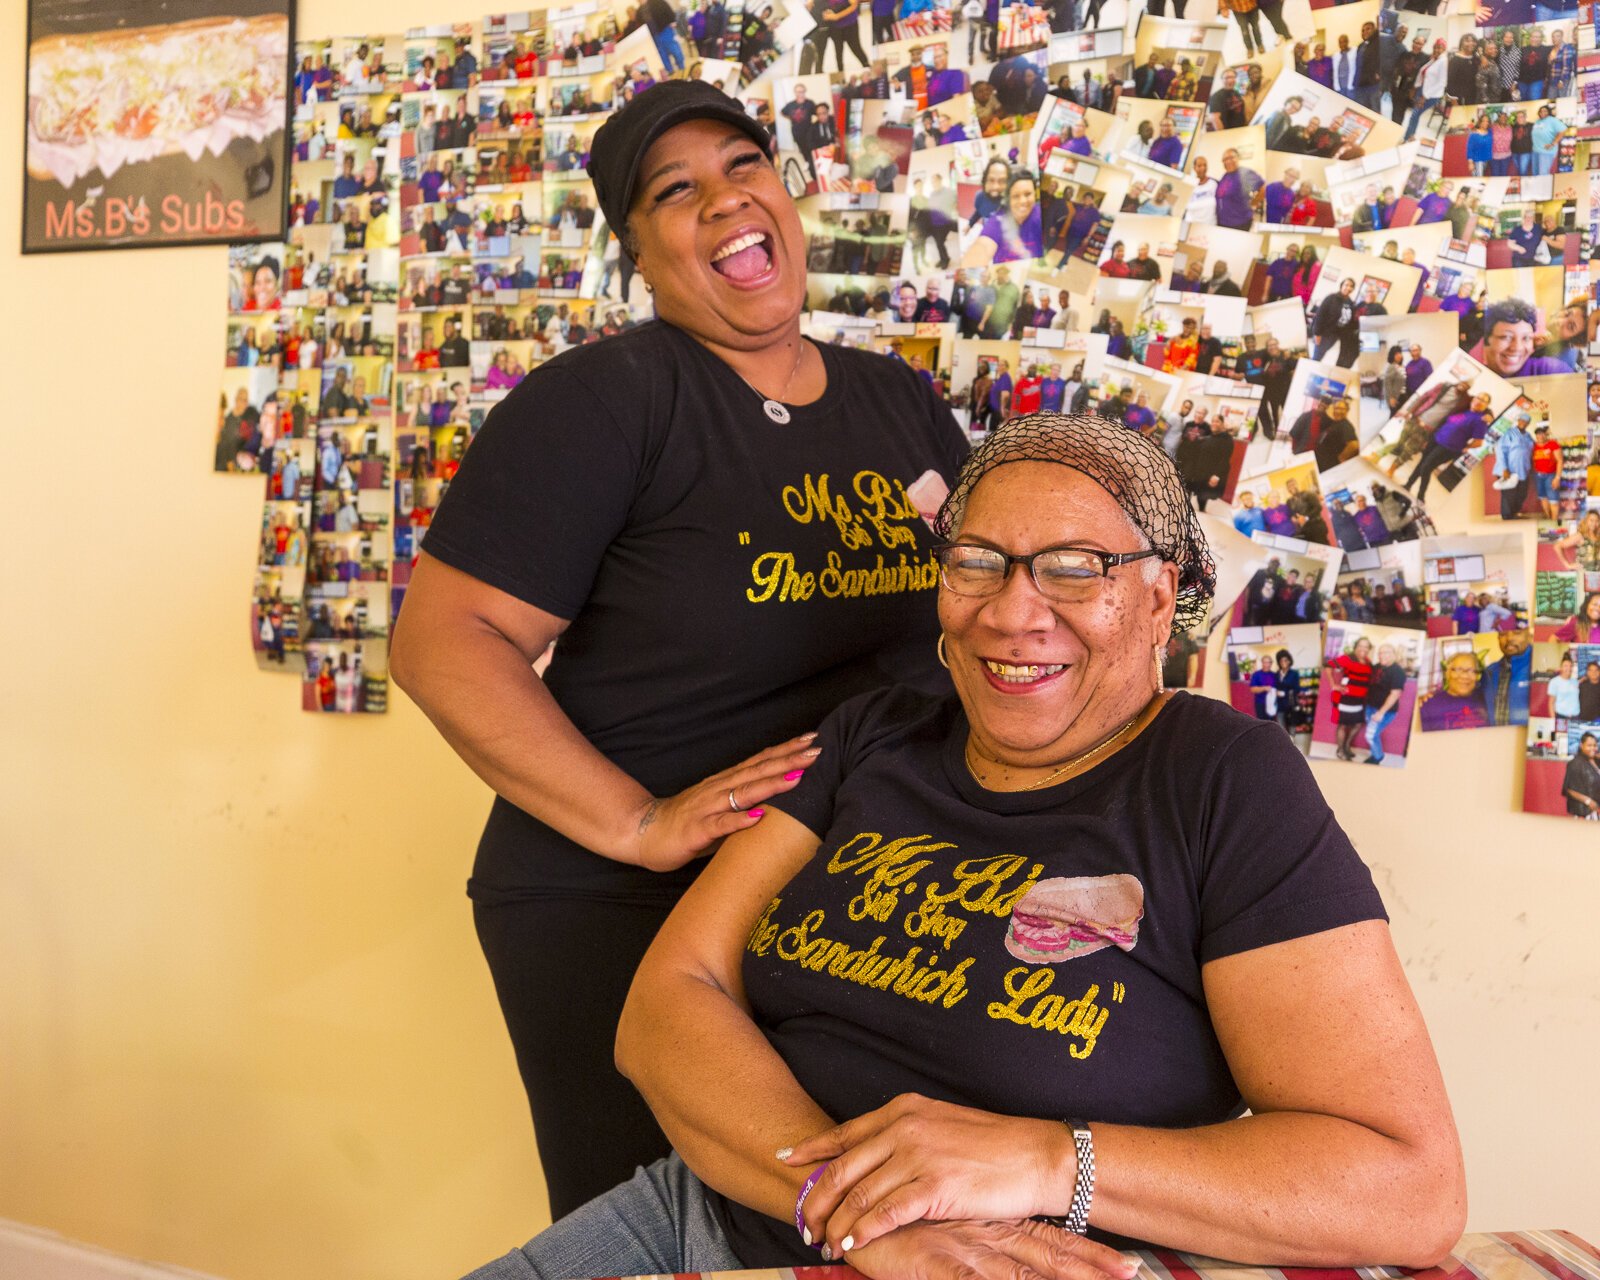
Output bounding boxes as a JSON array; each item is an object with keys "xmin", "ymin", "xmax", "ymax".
[
  {"xmin": 302, "ymin": 640, "xmax": 389, "ymax": 714},
  {"xmin": 1043, "ymin": 47, "xmax": 1133, "ymax": 119},
  {"xmin": 1321, "ymin": 469, "xmax": 1434, "ymax": 550},
  {"xmin": 1303, "ymin": 246, "xmax": 1426, "ymax": 368},
  {"xmin": 217, "ymin": 368, "xmax": 283, "ymax": 474},
  {"xmin": 1535, "ymin": 531, "xmax": 1600, "ymax": 640},
  {"xmin": 1257, "ymin": 153, "xmax": 1335, "ymax": 230},
  {"xmin": 1249, "ymin": 68, "xmax": 1402, "ymax": 160},
  {"xmin": 307, "ymin": 579, "xmax": 389, "ymax": 642},
  {"xmin": 1097, "ymin": 214, "xmax": 1181, "ymax": 287},
  {"xmin": 1032, "ymin": 95, "xmax": 1113, "ymax": 168},
  {"xmin": 1309, "ymin": 622, "xmax": 1424, "ymax": 766},
  {"xmin": 980, "ymin": 52, "xmax": 1053, "ymax": 130},
  {"xmin": 1186, "ymin": 127, "xmax": 1268, "ymax": 233},
  {"xmin": 225, "ymin": 315, "xmax": 283, "ymax": 370},
  {"xmin": 315, "ymin": 422, "xmax": 391, "ymax": 513},
  {"xmin": 1333, "ymin": 540, "xmax": 1427, "ymax": 629},
  {"xmin": 294, "ymin": 38, "xmax": 337, "ymax": 115},
  {"xmin": 1475, "ymin": 379, "xmax": 1587, "ymax": 522},
  {"xmin": 1421, "ymin": 532, "xmax": 1531, "ymax": 638},
  {"xmin": 228, "ymin": 243, "xmax": 288, "ymax": 314},
  {"xmin": 403, "ymin": 25, "xmax": 480, "ymax": 93},
  {"xmin": 471, "ymin": 339, "xmax": 535, "ymax": 398},
  {"xmin": 1416, "ymin": 625, "xmax": 1534, "ymax": 732},
  {"xmin": 1116, "ymin": 164, "xmax": 1194, "ymax": 219},
  {"xmin": 251, "ymin": 565, "xmax": 304, "ymax": 671},
  {"xmin": 1231, "ymin": 525, "xmax": 1344, "ymax": 629},
  {"xmin": 1244, "ymin": 355, "xmax": 1359, "ymax": 475},
  {"xmin": 318, "ymin": 357, "xmax": 394, "ymax": 420},
  {"xmin": 1360, "ymin": 349, "xmax": 1518, "ymax": 503},
  {"xmin": 264, "ymin": 438, "xmax": 315, "ymax": 507},
  {"xmin": 808, "ymin": 209, "xmax": 908, "ymax": 277},
  {"xmin": 1523, "ymin": 642, "xmax": 1600, "ymax": 817},
  {"xmin": 1113, "ymin": 101, "xmax": 1201, "ymax": 174},
  {"xmin": 1358, "ymin": 314, "xmax": 1460, "ymax": 434},
  {"xmin": 1473, "ymin": 268, "xmax": 1585, "ymax": 378},
  {"xmin": 256, "ymin": 489, "xmax": 311, "ymax": 577},
  {"xmin": 333, "ymin": 34, "xmax": 406, "ymax": 96},
  {"xmin": 1129, "ymin": 18, "xmax": 1227, "ymax": 105},
  {"xmin": 1225, "ymin": 622, "xmax": 1325, "ymax": 750},
  {"xmin": 543, "ymin": 186, "xmax": 599, "ymax": 250},
  {"xmin": 475, "ymin": 79, "xmax": 540, "ymax": 140},
  {"xmin": 1161, "ymin": 621, "xmax": 1208, "ymax": 690}
]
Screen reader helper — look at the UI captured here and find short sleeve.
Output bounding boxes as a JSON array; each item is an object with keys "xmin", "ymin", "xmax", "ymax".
[
  {"xmin": 1196, "ymin": 722, "xmax": 1388, "ymax": 963},
  {"xmin": 420, "ymin": 366, "xmax": 643, "ymax": 620},
  {"xmin": 768, "ymin": 687, "xmax": 938, "ymax": 840}
]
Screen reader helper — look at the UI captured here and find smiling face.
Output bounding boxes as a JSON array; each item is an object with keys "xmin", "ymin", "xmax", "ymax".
[
  {"xmin": 1442, "ymin": 653, "xmax": 1479, "ymax": 697},
  {"xmin": 252, "ymin": 265, "xmax": 279, "ymax": 308},
  {"xmin": 1008, "ymin": 176, "xmax": 1038, "ymax": 224},
  {"xmin": 938, "ymin": 462, "xmax": 1177, "ymax": 769},
  {"xmin": 627, "ymin": 119, "xmax": 805, "ymax": 350},
  {"xmin": 1498, "ymin": 627, "xmax": 1531, "ymax": 657}
]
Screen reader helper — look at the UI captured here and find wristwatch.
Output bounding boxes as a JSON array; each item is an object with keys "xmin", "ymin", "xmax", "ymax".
[{"xmin": 1063, "ymin": 1118, "xmax": 1095, "ymax": 1235}]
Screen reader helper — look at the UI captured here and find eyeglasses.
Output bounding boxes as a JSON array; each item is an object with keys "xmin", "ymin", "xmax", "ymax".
[{"xmin": 933, "ymin": 542, "xmax": 1161, "ymax": 603}]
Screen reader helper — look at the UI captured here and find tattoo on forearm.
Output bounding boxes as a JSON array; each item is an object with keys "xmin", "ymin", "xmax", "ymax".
[{"xmin": 638, "ymin": 799, "xmax": 661, "ymax": 835}]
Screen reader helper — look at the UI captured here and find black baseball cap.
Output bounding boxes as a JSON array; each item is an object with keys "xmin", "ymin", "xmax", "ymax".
[{"xmin": 588, "ymin": 79, "xmax": 775, "ymax": 239}]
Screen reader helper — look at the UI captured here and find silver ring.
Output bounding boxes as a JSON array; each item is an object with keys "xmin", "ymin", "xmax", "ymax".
[{"xmin": 728, "ymin": 788, "xmax": 743, "ymax": 812}]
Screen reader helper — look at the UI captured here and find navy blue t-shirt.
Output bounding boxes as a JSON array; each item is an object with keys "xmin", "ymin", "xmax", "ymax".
[{"xmin": 712, "ymin": 686, "xmax": 1387, "ymax": 1263}]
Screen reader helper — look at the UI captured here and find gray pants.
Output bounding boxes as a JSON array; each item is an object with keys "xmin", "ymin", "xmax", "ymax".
[{"xmin": 462, "ymin": 1152, "xmax": 746, "ymax": 1280}]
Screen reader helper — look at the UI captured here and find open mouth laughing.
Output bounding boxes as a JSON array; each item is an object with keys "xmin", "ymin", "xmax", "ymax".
[{"xmin": 709, "ymin": 228, "xmax": 776, "ymax": 284}]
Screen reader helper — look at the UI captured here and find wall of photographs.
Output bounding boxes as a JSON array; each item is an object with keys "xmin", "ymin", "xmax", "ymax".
[{"xmin": 216, "ymin": 0, "xmax": 1600, "ymax": 821}]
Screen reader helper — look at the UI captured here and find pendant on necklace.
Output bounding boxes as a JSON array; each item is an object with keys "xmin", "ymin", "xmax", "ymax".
[{"xmin": 763, "ymin": 399, "xmax": 791, "ymax": 424}]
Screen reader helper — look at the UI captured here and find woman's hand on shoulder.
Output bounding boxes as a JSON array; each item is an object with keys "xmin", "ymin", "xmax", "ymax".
[
  {"xmin": 631, "ymin": 733, "xmax": 823, "ymax": 872},
  {"xmin": 845, "ymin": 1218, "xmax": 1139, "ymax": 1280},
  {"xmin": 782, "ymin": 1093, "xmax": 1078, "ymax": 1255}
]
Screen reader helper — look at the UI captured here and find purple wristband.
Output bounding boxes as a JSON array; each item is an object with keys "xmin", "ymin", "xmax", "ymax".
[{"xmin": 794, "ymin": 1162, "xmax": 830, "ymax": 1243}]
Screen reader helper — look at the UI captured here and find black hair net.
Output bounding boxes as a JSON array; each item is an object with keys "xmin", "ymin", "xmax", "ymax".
[{"xmin": 933, "ymin": 412, "xmax": 1217, "ymax": 638}]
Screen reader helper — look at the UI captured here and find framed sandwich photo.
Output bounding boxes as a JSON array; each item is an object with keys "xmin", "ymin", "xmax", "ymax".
[{"xmin": 22, "ymin": 0, "xmax": 293, "ymax": 253}]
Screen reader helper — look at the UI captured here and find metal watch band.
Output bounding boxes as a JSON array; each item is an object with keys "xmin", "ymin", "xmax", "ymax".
[{"xmin": 1064, "ymin": 1118, "xmax": 1095, "ymax": 1235}]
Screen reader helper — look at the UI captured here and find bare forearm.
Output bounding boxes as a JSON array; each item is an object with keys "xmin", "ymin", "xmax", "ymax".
[
  {"xmin": 396, "ymin": 624, "xmax": 651, "ymax": 862},
  {"xmin": 1084, "ymin": 1112, "xmax": 1464, "ymax": 1267},
  {"xmin": 618, "ymin": 972, "xmax": 831, "ymax": 1220}
]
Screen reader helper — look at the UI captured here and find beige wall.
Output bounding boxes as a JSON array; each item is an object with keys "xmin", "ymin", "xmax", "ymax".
[{"xmin": 1, "ymin": 3, "xmax": 1597, "ymax": 1277}]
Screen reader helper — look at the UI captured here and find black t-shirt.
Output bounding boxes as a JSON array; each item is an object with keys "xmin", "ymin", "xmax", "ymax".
[
  {"xmin": 713, "ymin": 687, "xmax": 1387, "ymax": 1264},
  {"xmin": 1580, "ymin": 679, "xmax": 1600, "ymax": 723},
  {"xmin": 1365, "ymin": 661, "xmax": 1406, "ymax": 708},
  {"xmin": 422, "ymin": 321, "xmax": 970, "ymax": 903},
  {"xmin": 1313, "ymin": 417, "xmax": 1357, "ymax": 471}
]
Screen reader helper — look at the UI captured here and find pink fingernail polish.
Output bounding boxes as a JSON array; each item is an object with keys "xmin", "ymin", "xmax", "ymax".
[
  {"xmin": 784, "ymin": 769, "xmax": 805, "ymax": 780},
  {"xmin": 748, "ymin": 808, "xmax": 765, "ymax": 818}
]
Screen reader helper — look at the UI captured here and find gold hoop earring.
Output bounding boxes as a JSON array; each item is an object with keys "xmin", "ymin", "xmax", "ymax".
[
  {"xmin": 1153, "ymin": 643, "xmax": 1165, "ymax": 695},
  {"xmin": 937, "ymin": 634, "xmax": 949, "ymax": 669}
]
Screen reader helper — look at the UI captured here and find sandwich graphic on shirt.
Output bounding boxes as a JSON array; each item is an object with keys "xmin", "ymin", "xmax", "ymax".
[{"xmin": 1005, "ymin": 874, "xmax": 1145, "ymax": 963}]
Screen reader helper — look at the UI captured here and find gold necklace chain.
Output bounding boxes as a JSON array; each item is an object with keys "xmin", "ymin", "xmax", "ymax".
[{"xmin": 964, "ymin": 710, "xmax": 1146, "ymax": 793}]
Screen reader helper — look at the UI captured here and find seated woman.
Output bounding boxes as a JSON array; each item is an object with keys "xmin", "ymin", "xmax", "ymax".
[{"xmin": 465, "ymin": 414, "xmax": 1466, "ymax": 1280}]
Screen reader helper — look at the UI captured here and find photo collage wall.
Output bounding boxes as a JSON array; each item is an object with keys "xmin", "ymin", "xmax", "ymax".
[{"xmin": 216, "ymin": 0, "xmax": 1600, "ymax": 819}]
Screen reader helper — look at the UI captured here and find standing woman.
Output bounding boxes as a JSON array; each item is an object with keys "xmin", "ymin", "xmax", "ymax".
[
  {"xmin": 1291, "ymin": 243, "xmax": 1321, "ymax": 305},
  {"xmin": 1328, "ymin": 636, "xmax": 1375, "ymax": 761},
  {"xmin": 391, "ymin": 82, "xmax": 969, "ymax": 1220},
  {"xmin": 819, "ymin": 0, "xmax": 869, "ymax": 71}
]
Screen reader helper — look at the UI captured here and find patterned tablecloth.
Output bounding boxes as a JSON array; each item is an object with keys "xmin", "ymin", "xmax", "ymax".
[{"xmin": 600, "ymin": 1231, "xmax": 1600, "ymax": 1280}]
